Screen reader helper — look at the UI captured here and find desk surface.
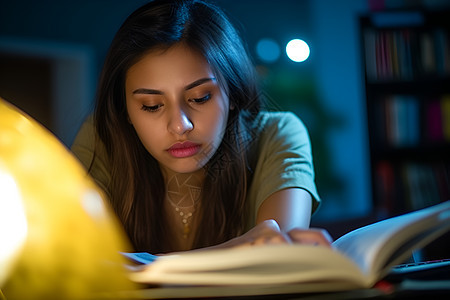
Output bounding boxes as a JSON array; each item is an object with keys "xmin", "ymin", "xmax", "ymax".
[{"xmin": 94, "ymin": 279, "xmax": 450, "ymax": 300}]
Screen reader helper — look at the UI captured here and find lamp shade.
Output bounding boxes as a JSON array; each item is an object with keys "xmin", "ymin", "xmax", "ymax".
[{"xmin": 0, "ymin": 98, "xmax": 136, "ymax": 299}]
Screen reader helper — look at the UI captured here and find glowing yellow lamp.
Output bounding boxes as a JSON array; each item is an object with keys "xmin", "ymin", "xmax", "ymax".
[{"xmin": 0, "ymin": 98, "xmax": 136, "ymax": 299}]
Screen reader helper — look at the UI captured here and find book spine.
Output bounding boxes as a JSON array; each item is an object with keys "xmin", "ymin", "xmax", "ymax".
[
  {"xmin": 425, "ymin": 98, "xmax": 444, "ymax": 143},
  {"xmin": 377, "ymin": 95, "xmax": 450, "ymax": 147},
  {"xmin": 382, "ymin": 95, "xmax": 420, "ymax": 148},
  {"xmin": 420, "ymin": 31, "xmax": 436, "ymax": 75},
  {"xmin": 378, "ymin": 161, "xmax": 449, "ymax": 215},
  {"xmin": 442, "ymin": 95, "xmax": 450, "ymax": 142},
  {"xmin": 403, "ymin": 30, "xmax": 416, "ymax": 79},
  {"xmin": 433, "ymin": 28, "xmax": 446, "ymax": 75},
  {"xmin": 403, "ymin": 163, "xmax": 445, "ymax": 211},
  {"xmin": 374, "ymin": 161, "xmax": 396, "ymax": 215},
  {"xmin": 364, "ymin": 28, "xmax": 378, "ymax": 81}
]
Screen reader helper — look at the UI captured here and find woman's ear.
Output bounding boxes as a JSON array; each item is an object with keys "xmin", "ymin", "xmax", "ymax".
[{"xmin": 230, "ymin": 102, "xmax": 235, "ymax": 110}]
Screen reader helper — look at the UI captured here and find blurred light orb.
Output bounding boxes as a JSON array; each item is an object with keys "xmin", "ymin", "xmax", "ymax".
[
  {"xmin": 256, "ymin": 38, "xmax": 281, "ymax": 63},
  {"xmin": 286, "ymin": 39, "xmax": 310, "ymax": 62}
]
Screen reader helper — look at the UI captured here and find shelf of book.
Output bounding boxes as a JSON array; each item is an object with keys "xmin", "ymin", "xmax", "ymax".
[
  {"xmin": 367, "ymin": 94, "xmax": 450, "ymax": 149},
  {"xmin": 360, "ymin": 10, "xmax": 450, "ymax": 218},
  {"xmin": 361, "ymin": 11, "xmax": 450, "ymax": 83}
]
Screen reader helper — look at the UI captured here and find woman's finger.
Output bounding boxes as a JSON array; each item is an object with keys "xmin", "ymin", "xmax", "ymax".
[
  {"xmin": 250, "ymin": 231, "xmax": 292, "ymax": 246},
  {"xmin": 287, "ymin": 228, "xmax": 333, "ymax": 247},
  {"xmin": 229, "ymin": 220, "xmax": 292, "ymax": 248}
]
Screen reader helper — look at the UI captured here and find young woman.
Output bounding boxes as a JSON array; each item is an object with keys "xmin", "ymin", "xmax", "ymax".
[{"xmin": 71, "ymin": 0, "xmax": 331, "ymax": 254}]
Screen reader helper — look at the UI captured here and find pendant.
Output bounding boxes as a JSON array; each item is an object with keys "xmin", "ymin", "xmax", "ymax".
[{"xmin": 183, "ymin": 223, "xmax": 190, "ymax": 239}]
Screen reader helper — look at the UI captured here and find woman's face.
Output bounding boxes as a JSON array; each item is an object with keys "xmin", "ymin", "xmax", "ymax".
[{"xmin": 125, "ymin": 44, "xmax": 230, "ymax": 175}]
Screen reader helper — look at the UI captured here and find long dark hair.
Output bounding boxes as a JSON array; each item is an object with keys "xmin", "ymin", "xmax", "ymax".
[{"xmin": 93, "ymin": 0, "xmax": 261, "ymax": 253}]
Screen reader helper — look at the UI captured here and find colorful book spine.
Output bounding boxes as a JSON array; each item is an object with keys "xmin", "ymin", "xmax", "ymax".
[
  {"xmin": 442, "ymin": 95, "xmax": 450, "ymax": 142},
  {"xmin": 364, "ymin": 27, "xmax": 450, "ymax": 81},
  {"xmin": 378, "ymin": 94, "xmax": 450, "ymax": 147},
  {"xmin": 375, "ymin": 161, "xmax": 449, "ymax": 215}
]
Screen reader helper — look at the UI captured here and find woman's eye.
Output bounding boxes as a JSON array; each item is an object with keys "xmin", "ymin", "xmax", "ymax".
[
  {"xmin": 141, "ymin": 104, "xmax": 162, "ymax": 112},
  {"xmin": 190, "ymin": 93, "xmax": 211, "ymax": 104}
]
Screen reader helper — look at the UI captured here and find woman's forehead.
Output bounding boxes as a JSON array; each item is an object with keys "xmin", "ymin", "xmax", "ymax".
[{"xmin": 126, "ymin": 43, "xmax": 229, "ymax": 92}]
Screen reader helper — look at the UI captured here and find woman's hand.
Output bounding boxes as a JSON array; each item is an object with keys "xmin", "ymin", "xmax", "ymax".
[
  {"xmin": 166, "ymin": 220, "xmax": 332, "ymax": 256},
  {"xmin": 215, "ymin": 219, "xmax": 333, "ymax": 249}
]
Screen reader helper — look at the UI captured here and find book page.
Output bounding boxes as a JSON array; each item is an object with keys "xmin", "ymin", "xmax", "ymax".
[
  {"xmin": 127, "ymin": 201, "xmax": 450, "ymax": 289},
  {"xmin": 129, "ymin": 244, "xmax": 368, "ymax": 287},
  {"xmin": 332, "ymin": 201, "xmax": 450, "ymax": 283}
]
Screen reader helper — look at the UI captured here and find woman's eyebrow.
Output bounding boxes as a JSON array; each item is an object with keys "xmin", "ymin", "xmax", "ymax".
[
  {"xmin": 132, "ymin": 77, "xmax": 216, "ymax": 95},
  {"xmin": 184, "ymin": 77, "xmax": 216, "ymax": 91},
  {"xmin": 132, "ymin": 88, "xmax": 162, "ymax": 95}
]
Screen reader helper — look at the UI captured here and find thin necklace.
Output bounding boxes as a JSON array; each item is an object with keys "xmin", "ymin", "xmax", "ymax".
[{"xmin": 166, "ymin": 174, "xmax": 202, "ymax": 239}]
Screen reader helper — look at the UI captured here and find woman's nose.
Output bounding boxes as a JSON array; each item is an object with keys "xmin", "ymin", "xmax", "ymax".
[{"xmin": 168, "ymin": 106, "xmax": 193, "ymax": 136}]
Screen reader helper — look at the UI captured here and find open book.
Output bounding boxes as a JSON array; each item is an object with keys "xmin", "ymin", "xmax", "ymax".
[{"xmin": 122, "ymin": 201, "xmax": 450, "ymax": 298}]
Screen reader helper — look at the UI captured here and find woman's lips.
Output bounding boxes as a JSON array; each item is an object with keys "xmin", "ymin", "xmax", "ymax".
[{"xmin": 167, "ymin": 141, "xmax": 201, "ymax": 158}]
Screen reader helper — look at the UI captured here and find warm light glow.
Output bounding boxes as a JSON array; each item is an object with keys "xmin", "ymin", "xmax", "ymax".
[
  {"xmin": 82, "ymin": 189, "xmax": 107, "ymax": 219},
  {"xmin": 0, "ymin": 169, "xmax": 28, "ymax": 284},
  {"xmin": 286, "ymin": 39, "xmax": 310, "ymax": 62}
]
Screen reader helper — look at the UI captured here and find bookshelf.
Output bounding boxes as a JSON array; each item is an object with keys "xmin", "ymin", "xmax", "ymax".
[{"xmin": 360, "ymin": 10, "xmax": 450, "ymax": 218}]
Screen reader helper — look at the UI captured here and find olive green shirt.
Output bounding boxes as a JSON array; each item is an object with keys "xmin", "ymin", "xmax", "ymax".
[{"xmin": 71, "ymin": 111, "xmax": 320, "ymax": 231}]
